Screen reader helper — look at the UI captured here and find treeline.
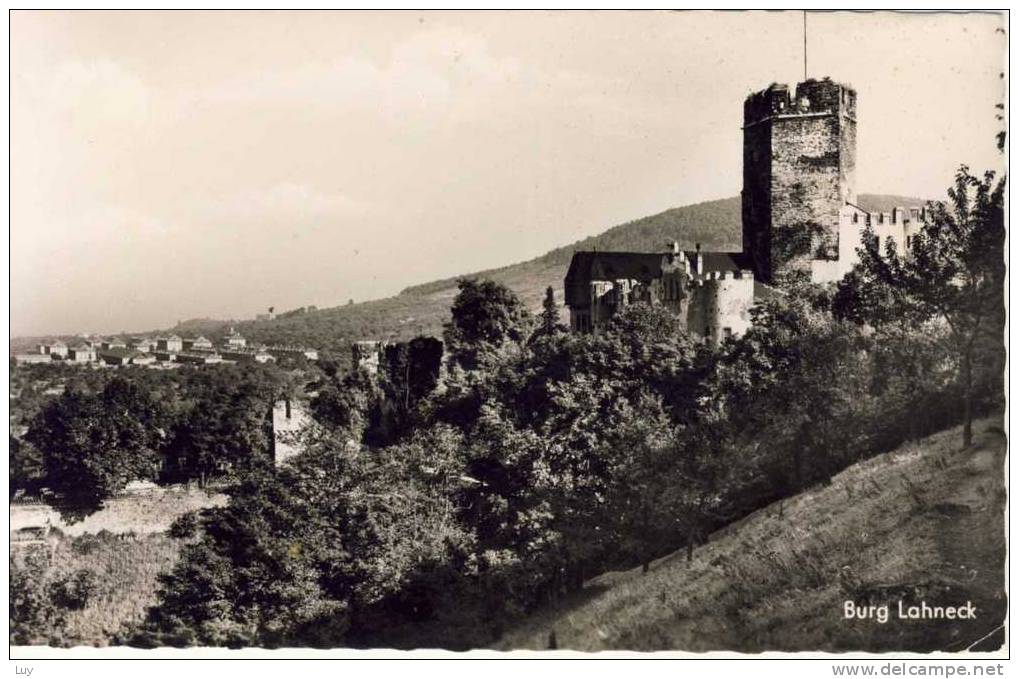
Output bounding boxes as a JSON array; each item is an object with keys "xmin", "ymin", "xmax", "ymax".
[
  {"xmin": 11, "ymin": 167, "xmax": 998, "ymax": 649},
  {"xmin": 121, "ymin": 167, "xmax": 1003, "ymax": 650},
  {"xmin": 10, "ymin": 363, "xmax": 301, "ymax": 519}
]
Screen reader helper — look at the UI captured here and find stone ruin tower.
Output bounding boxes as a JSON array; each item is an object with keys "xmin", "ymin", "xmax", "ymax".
[{"xmin": 742, "ymin": 77, "xmax": 857, "ymax": 284}]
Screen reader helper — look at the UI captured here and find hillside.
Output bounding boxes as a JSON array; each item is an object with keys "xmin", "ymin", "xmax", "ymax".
[
  {"xmin": 12, "ymin": 194, "xmax": 924, "ymax": 357},
  {"xmin": 496, "ymin": 416, "xmax": 1006, "ymax": 653},
  {"xmin": 161, "ymin": 193, "xmax": 925, "ymax": 363}
]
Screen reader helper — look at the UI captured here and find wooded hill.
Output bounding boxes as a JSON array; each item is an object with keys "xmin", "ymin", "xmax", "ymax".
[
  {"xmin": 12, "ymin": 194, "xmax": 925, "ymax": 358},
  {"xmin": 164, "ymin": 194, "xmax": 926, "ymax": 365}
]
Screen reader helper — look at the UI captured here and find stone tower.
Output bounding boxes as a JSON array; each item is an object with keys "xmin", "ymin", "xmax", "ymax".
[{"xmin": 742, "ymin": 78, "xmax": 857, "ymax": 284}]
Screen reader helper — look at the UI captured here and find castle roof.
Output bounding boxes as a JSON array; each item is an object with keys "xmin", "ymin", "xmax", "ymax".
[
  {"xmin": 565, "ymin": 251, "xmax": 665, "ymax": 285},
  {"xmin": 564, "ymin": 249, "xmax": 750, "ymax": 307},
  {"xmin": 566, "ymin": 250, "xmax": 748, "ymax": 283},
  {"xmin": 682, "ymin": 250, "xmax": 747, "ymax": 273}
]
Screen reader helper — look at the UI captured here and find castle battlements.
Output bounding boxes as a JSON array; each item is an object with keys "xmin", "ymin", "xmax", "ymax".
[
  {"xmin": 743, "ymin": 76, "xmax": 858, "ymax": 284},
  {"xmin": 743, "ymin": 78, "xmax": 857, "ymax": 129},
  {"xmin": 690, "ymin": 269, "xmax": 756, "ymax": 282},
  {"xmin": 565, "ymin": 71, "xmax": 913, "ymax": 343}
]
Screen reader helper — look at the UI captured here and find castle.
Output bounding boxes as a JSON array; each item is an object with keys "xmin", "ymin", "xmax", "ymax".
[{"xmin": 564, "ymin": 77, "xmax": 927, "ymax": 344}]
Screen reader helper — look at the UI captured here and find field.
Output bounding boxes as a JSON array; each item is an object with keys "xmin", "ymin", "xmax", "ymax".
[{"xmin": 496, "ymin": 416, "xmax": 1007, "ymax": 653}]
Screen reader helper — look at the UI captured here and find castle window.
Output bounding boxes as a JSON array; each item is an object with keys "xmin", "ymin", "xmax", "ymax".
[
  {"xmin": 852, "ymin": 213, "xmax": 858, "ymax": 224},
  {"xmin": 906, "ymin": 235, "xmax": 913, "ymax": 249},
  {"xmin": 722, "ymin": 327, "xmax": 732, "ymax": 340}
]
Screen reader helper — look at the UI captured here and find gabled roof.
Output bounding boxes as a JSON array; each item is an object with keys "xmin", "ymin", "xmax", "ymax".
[
  {"xmin": 565, "ymin": 249, "xmax": 752, "ymax": 308},
  {"xmin": 566, "ymin": 250, "xmax": 749, "ymax": 283},
  {"xmin": 565, "ymin": 251, "xmax": 665, "ymax": 285},
  {"xmin": 683, "ymin": 250, "xmax": 749, "ymax": 273}
]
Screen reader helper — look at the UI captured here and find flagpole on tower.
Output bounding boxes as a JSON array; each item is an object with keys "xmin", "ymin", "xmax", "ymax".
[{"xmin": 803, "ymin": 10, "xmax": 808, "ymax": 80}]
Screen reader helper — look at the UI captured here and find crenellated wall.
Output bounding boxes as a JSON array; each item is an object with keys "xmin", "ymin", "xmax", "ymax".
[
  {"xmin": 686, "ymin": 271, "xmax": 756, "ymax": 346},
  {"xmin": 570, "ymin": 248, "xmax": 757, "ymax": 347},
  {"xmin": 812, "ymin": 203, "xmax": 929, "ymax": 283}
]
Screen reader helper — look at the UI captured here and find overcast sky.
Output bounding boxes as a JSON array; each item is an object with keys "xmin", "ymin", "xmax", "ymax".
[{"xmin": 11, "ymin": 10, "xmax": 1005, "ymax": 336}]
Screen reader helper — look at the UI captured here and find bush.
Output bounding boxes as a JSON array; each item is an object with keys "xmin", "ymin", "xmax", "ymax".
[
  {"xmin": 168, "ymin": 512, "xmax": 200, "ymax": 540},
  {"xmin": 10, "ymin": 550, "xmax": 65, "ymax": 645},
  {"xmin": 49, "ymin": 569, "xmax": 99, "ymax": 611}
]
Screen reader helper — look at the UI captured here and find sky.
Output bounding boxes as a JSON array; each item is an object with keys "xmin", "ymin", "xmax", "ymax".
[{"xmin": 10, "ymin": 10, "xmax": 1006, "ymax": 337}]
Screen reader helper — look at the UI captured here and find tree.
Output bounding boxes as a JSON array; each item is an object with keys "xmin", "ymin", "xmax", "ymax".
[
  {"xmin": 131, "ymin": 425, "xmax": 472, "ymax": 649},
  {"xmin": 833, "ymin": 167, "xmax": 1005, "ymax": 446},
  {"xmin": 443, "ymin": 279, "xmax": 532, "ymax": 370},
  {"xmin": 718, "ymin": 295, "xmax": 874, "ymax": 494},
  {"xmin": 26, "ymin": 377, "xmax": 166, "ymax": 519},
  {"xmin": 10, "ymin": 435, "xmax": 45, "ymax": 494},
  {"xmin": 599, "ymin": 395, "xmax": 682, "ymax": 572},
  {"xmin": 165, "ymin": 365, "xmax": 286, "ymax": 485},
  {"xmin": 532, "ymin": 286, "xmax": 564, "ymax": 341}
]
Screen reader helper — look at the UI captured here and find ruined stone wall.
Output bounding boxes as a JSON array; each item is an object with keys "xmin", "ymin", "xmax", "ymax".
[
  {"xmin": 271, "ymin": 399, "xmax": 310, "ymax": 467},
  {"xmin": 587, "ymin": 278, "xmax": 657, "ymax": 333},
  {"xmin": 382, "ymin": 336, "xmax": 444, "ymax": 399},
  {"xmin": 352, "ymin": 340, "xmax": 383, "ymax": 374},
  {"xmin": 658, "ymin": 253, "xmax": 692, "ymax": 332}
]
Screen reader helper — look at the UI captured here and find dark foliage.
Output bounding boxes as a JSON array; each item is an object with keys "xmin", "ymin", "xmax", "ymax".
[{"xmin": 26, "ymin": 377, "xmax": 168, "ymax": 520}]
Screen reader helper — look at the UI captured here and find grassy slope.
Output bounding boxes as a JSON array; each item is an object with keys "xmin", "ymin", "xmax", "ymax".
[
  {"xmin": 160, "ymin": 194, "xmax": 924, "ymax": 362},
  {"xmin": 11, "ymin": 488, "xmax": 226, "ymax": 647},
  {"xmin": 496, "ymin": 416, "xmax": 1007, "ymax": 653},
  {"xmin": 48, "ymin": 533, "xmax": 181, "ymax": 647}
]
